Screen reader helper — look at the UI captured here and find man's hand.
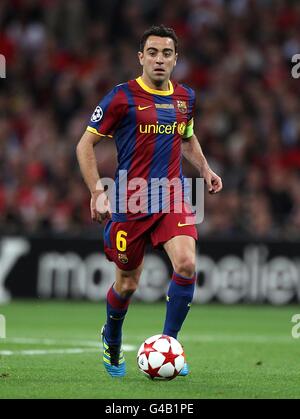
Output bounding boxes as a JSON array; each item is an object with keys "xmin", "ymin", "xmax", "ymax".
[
  {"xmin": 90, "ymin": 190, "xmax": 112, "ymax": 223},
  {"xmin": 201, "ymin": 165, "xmax": 223, "ymax": 194}
]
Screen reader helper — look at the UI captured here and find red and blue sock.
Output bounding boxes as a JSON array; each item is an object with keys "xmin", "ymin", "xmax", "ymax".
[
  {"xmin": 105, "ymin": 285, "xmax": 130, "ymax": 345},
  {"xmin": 163, "ymin": 271, "xmax": 196, "ymax": 339}
]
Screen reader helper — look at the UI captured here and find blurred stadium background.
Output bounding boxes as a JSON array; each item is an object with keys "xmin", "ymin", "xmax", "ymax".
[
  {"xmin": 1, "ymin": 0, "xmax": 300, "ymax": 237},
  {"xmin": 1, "ymin": 0, "xmax": 300, "ymax": 400},
  {"xmin": 1, "ymin": 0, "xmax": 300, "ymax": 305}
]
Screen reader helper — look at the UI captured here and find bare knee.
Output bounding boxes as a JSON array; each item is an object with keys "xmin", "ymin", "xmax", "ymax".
[
  {"xmin": 120, "ymin": 278, "xmax": 138, "ymax": 297},
  {"xmin": 115, "ymin": 267, "xmax": 142, "ymax": 298},
  {"xmin": 173, "ymin": 254, "xmax": 195, "ymax": 278}
]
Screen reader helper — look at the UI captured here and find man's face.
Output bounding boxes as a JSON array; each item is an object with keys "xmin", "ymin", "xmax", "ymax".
[{"xmin": 138, "ymin": 35, "xmax": 177, "ymax": 84}]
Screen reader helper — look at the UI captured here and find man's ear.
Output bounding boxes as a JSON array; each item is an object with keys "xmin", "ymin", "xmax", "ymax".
[
  {"xmin": 138, "ymin": 51, "xmax": 144, "ymax": 66},
  {"xmin": 174, "ymin": 53, "xmax": 178, "ymax": 66}
]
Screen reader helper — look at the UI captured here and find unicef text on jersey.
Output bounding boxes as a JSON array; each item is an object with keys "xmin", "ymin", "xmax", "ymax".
[{"xmin": 95, "ymin": 172, "xmax": 204, "ymax": 225}]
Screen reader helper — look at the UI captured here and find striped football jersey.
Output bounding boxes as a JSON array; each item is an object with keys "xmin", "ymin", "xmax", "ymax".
[{"xmin": 87, "ymin": 77, "xmax": 195, "ymax": 222}]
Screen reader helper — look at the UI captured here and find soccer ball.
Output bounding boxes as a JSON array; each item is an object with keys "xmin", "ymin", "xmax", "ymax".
[{"xmin": 137, "ymin": 334, "xmax": 185, "ymax": 380}]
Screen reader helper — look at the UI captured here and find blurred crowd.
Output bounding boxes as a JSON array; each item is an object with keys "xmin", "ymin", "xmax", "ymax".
[{"xmin": 1, "ymin": 0, "xmax": 300, "ymax": 239}]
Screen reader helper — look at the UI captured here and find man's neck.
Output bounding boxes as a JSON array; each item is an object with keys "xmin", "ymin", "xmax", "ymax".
[{"xmin": 141, "ymin": 74, "xmax": 170, "ymax": 91}]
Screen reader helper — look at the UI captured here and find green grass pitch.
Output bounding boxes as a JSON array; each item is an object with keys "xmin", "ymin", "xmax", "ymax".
[{"xmin": 0, "ymin": 301, "xmax": 299, "ymax": 399}]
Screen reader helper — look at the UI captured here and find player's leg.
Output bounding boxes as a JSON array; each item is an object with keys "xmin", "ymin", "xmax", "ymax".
[
  {"xmin": 162, "ymin": 235, "xmax": 196, "ymax": 377},
  {"xmin": 102, "ymin": 218, "xmax": 149, "ymax": 376},
  {"xmin": 103, "ymin": 219, "xmax": 147, "ymax": 348},
  {"xmin": 102, "ymin": 263, "xmax": 143, "ymax": 377},
  {"xmin": 162, "ymin": 235, "xmax": 196, "ymax": 340},
  {"xmin": 104, "ymin": 262, "xmax": 144, "ymax": 347},
  {"xmin": 150, "ymin": 212, "xmax": 197, "ymax": 377}
]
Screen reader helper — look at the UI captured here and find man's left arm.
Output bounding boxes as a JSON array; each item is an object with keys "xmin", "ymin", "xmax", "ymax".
[{"xmin": 182, "ymin": 134, "xmax": 223, "ymax": 194}]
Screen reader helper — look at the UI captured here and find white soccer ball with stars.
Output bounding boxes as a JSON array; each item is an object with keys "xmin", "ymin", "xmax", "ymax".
[{"xmin": 137, "ymin": 334, "xmax": 185, "ymax": 380}]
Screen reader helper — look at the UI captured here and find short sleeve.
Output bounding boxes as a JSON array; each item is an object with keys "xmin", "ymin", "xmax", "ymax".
[{"xmin": 87, "ymin": 85, "xmax": 127, "ymax": 138}]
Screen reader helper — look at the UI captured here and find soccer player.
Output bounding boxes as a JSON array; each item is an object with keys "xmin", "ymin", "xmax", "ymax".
[{"xmin": 76, "ymin": 25, "xmax": 222, "ymax": 378}]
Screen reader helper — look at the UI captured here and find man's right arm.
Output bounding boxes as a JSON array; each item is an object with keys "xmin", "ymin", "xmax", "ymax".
[{"xmin": 76, "ymin": 130, "xmax": 111, "ymax": 223}]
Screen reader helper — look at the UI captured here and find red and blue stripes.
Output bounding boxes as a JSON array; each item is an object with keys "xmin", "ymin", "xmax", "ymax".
[{"xmin": 91, "ymin": 79, "xmax": 195, "ymax": 221}]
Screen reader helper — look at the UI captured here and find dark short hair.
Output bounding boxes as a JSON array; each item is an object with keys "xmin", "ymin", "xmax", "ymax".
[{"xmin": 140, "ymin": 24, "xmax": 178, "ymax": 53}]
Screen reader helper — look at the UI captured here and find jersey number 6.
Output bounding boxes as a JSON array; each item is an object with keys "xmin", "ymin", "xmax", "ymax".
[{"xmin": 116, "ymin": 231, "xmax": 128, "ymax": 252}]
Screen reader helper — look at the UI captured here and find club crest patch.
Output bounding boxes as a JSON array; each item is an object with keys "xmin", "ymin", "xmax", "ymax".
[
  {"xmin": 177, "ymin": 100, "xmax": 187, "ymax": 114},
  {"xmin": 118, "ymin": 253, "xmax": 128, "ymax": 264}
]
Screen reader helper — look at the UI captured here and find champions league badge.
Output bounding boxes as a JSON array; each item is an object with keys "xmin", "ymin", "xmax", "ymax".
[{"xmin": 91, "ymin": 106, "xmax": 103, "ymax": 122}]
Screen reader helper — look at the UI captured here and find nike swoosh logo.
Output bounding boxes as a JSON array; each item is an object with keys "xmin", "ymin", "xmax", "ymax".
[
  {"xmin": 178, "ymin": 222, "xmax": 193, "ymax": 227},
  {"xmin": 137, "ymin": 105, "xmax": 152, "ymax": 111}
]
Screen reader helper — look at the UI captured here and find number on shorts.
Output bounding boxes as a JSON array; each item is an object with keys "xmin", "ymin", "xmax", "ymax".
[{"xmin": 116, "ymin": 230, "xmax": 127, "ymax": 252}]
